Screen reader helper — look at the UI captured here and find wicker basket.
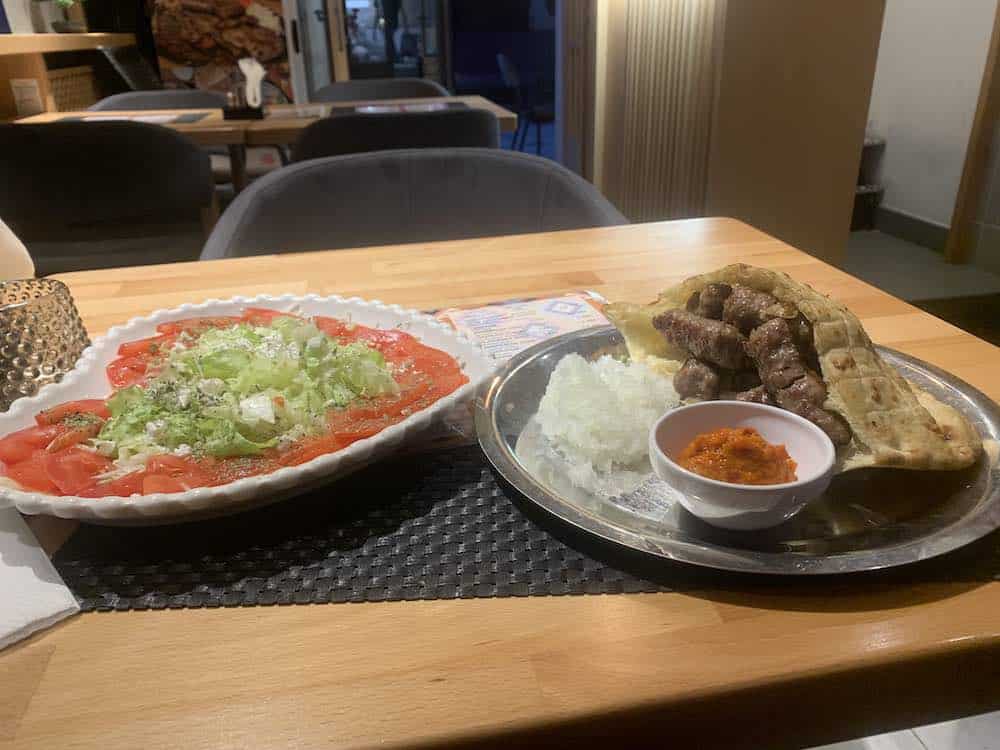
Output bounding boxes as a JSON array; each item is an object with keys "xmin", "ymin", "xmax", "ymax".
[{"xmin": 48, "ymin": 66, "xmax": 99, "ymax": 111}]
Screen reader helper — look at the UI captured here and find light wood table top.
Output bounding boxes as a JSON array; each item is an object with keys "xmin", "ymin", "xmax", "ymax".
[
  {"xmin": 16, "ymin": 108, "xmax": 245, "ymax": 147},
  {"xmin": 16, "ymin": 95, "xmax": 516, "ymax": 150},
  {"xmin": 247, "ymin": 96, "xmax": 519, "ymax": 145},
  {"xmin": 5, "ymin": 219, "xmax": 1000, "ymax": 749}
]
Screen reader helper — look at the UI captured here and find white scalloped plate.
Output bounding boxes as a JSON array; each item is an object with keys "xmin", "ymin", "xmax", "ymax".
[{"xmin": 0, "ymin": 295, "xmax": 496, "ymax": 525}]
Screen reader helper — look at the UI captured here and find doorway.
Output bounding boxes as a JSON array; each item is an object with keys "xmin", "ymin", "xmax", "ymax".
[{"xmin": 445, "ymin": 0, "xmax": 556, "ymax": 158}]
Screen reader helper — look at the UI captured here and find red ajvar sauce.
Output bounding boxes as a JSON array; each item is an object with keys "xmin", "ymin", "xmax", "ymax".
[{"xmin": 678, "ymin": 427, "xmax": 797, "ymax": 485}]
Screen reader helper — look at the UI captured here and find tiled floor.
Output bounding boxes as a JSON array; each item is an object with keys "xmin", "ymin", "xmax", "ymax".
[
  {"xmin": 842, "ymin": 231, "xmax": 1000, "ymax": 301},
  {"xmin": 810, "ymin": 710, "xmax": 1000, "ymax": 750},
  {"xmin": 843, "ymin": 231, "xmax": 1000, "ymax": 345}
]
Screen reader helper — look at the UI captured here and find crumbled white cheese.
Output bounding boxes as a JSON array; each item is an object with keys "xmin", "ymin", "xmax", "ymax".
[
  {"xmin": 239, "ymin": 394, "xmax": 275, "ymax": 424},
  {"xmin": 145, "ymin": 419, "xmax": 166, "ymax": 439},
  {"xmin": 276, "ymin": 424, "xmax": 308, "ymax": 452},
  {"xmin": 92, "ymin": 439, "xmax": 117, "ymax": 457},
  {"xmin": 173, "ymin": 444, "xmax": 192, "ymax": 457}
]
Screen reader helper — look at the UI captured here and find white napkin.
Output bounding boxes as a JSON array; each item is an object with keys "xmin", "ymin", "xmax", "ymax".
[
  {"xmin": 0, "ymin": 509, "xmax": 79, "ymax": 651},
  {"xmin": 238, "ymin": 58, "xmax": 265, "ymax": 108}
]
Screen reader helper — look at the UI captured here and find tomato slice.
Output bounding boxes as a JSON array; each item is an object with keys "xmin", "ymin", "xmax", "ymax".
[
  {"xmin": 106, "ymin": 355, "xmax": 149, "ymax": 389},
  {"xmin": 43, "ymin": 447, "xmax": 112, "ymax": 495},
  {"xmin": 155, "ymin": 316, "xmax": 241, "ymax": 335},
  {"xmin": 241, "ymin": 308, "xmax": 301, "ymax": 326},
  {"xmin": 35, "ymin": 399, "xmax": 110, "ymax": 426},
  {"xmin": 313, "ymin": 316, "xmax": 354, "ymax": 340},
  {"xmin": 145, "ymin": 454, "xmax": 212, "ymax": 490},
  {"xmin": 204, "ymin": 455, "xmax": 280, "ymax": 485},
  {"xmin": 141, "ymin": 474, "xmax": 187, "ymax": 494},
  {"xmin": 5, "ymin": 452, "xmax": 60, "ymax": 494},
  {"xmin": 312, "ymin": 318, "xmax": 416, "ymax": 357},
  {"xmin": 410, "ymin": 345, "xmax": 465, "ymax": 377},
  {"xmin": 0, "ymin": 424, "xmax": 65, "ymax": 465},
  {"xmin": 117, "ymin": 333, "xmax": 177, "ymax": 358},
  {"xmin": 77, "ymin": 470, "xmax": 146, "ymax": 498},
  {"xmin": 45, "ymin": 423, "xmax": 103, "ymax": 454},
  {"xmin": 277, "ymin": 433, "xmax": 342, "ymax": 466}
]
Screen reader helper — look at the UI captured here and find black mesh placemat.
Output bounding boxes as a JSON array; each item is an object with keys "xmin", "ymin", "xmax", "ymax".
[
  {"xmin": 53, "ymin": 445, "xmax": 1000, "ymax": 612},
  {"xmin": 53, "ymin": 447, "xmax": 670, "ymax": 612}
]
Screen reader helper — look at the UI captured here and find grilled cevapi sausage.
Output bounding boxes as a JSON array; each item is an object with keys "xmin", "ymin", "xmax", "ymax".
[
  {"xmin": 675, "ymin": 358, "xmax": 721, "ymax": 400},
  {"xmin": 722, "ymin": 285, "xmax": 782, "ymax": 334},
  {"xmin": 746, "ymin": 319, "xmax": 851, "ymax": 445},
  {"xmin": 653, "ymin": 309, "xmax": 749, "ymax": 370},
  {"xmin": 685, "ymin": 283, "xmax": 732, "ymax": 320},
  {"xmin": 733, "ymin": 385, "xmax": 776, "ymax": 405},
  {"xmin": 722, "ymin": 284, "xmax": 815, "ymax": 350}
]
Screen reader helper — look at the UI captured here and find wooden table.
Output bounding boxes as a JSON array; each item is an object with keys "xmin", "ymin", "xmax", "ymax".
[
  {"xmin": 247, "ymin": 96, "xmax": 519, "ymax": 146},
  {"xmin": 4, "ymin": 219, "xmax": 1000, "ymax": 750},
  {"xmin": 16, "ymin": 96, "xmax": 517, "ymax": 192},
  {"xmin": 16, "ymin": 107, "xmax": 244, "ymax": 146}
]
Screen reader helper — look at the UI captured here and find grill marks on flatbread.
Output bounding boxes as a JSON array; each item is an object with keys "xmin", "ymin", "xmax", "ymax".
[{"xmin": 606, "ymin": 264, "xmax": 982, "ymax": 472}]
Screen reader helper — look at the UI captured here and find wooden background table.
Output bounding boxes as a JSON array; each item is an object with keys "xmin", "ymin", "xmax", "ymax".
[
  {"xmin": 16, "ymin": 96, "xmax": 517, "ymax": 193},
  {"xmin": 4, "ymin": 220, "xmax": 1000, "ymax": 749},
  {"xmin": 15, "ymin": 108, "xmax": 244, "ymax": 146},
  {"xmin": 248, "ymin": 97, "xmax": 519, "ymax": 146}
]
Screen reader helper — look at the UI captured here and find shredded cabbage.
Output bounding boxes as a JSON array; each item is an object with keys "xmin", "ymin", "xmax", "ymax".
[{"xmin": 96, "ymin": 316, "xmax": 399, "ymax": 472}]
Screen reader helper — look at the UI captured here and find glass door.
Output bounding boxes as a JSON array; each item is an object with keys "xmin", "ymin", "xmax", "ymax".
[
  {"xmin": 340, "ymin": 0, "xmax": 439, "ymax": 80},
  {"xmin": 283, "ymin": 0, "xmax": 336, "ymax": 101}
]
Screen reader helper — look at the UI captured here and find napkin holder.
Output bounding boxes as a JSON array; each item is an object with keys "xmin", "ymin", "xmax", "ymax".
[
  {"xmin": 223, "ymin": 87, "xmax": 264, "ymax": 120},
  {"xmin": 223, "ymin": 106, "xmax": 264, "ymax": 120}
]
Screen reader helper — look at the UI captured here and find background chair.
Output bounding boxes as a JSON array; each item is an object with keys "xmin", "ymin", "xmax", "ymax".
[
  {"xmin": 89, "ymin": 90, "xmax": 285, "ymax": 187},
  {"xmin": 0, "ymin": 122, "xmax": 215, "ymax": 275},
  {"xmin": 312, "ymin": 77, "xmax": 449, "ymax": 103},
  {"xmin": 496, "ymin": 53, "xmax": 554, "ymax": 155},
  {"xmin": 201, "ymin": 148, "xmax": 627, "ymax": 260},
  {"xmin": 293, "ymin": 109, "xmax": 500, "ymax": 162},
  {"xmin": 88, "ymin": 89, "xmax": 225, "ymax": 111}
]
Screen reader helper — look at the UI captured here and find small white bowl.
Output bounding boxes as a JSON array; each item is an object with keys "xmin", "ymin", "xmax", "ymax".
[{"xmin": 649, "ymin": 401, "xmax": 836, "ymax": 530}]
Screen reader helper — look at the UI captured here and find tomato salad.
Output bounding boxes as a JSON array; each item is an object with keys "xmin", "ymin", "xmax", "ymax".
[{"xmin": 0, "ymin": 308, "xmax": 467, "ymax": 497}]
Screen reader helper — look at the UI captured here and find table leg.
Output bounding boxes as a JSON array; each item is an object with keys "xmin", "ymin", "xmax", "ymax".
[{"xmin": 228, "ymin": 144, "xmax": 248, "ymax": 193}]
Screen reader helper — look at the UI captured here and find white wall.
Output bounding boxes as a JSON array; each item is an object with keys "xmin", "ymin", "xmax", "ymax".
[{"xmin": 867, "ymin": 0, "xmax": 997, "ymax": 227}]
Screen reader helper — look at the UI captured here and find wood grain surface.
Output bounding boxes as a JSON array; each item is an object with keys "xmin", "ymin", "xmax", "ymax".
[
  {"xmin": 248, "ymin": 97, "xmax": 519, "ymax": 145},
  {"xmin": 4, "ymin": 219, "xmax": 1000, "ymax": 750},
  {"xmin": 15, "ymin": 108, "xmax": 246, "ymax": 146},
  {"xmin": 16, "ymin": 96, "xmax": 517, "ymax": 149}
]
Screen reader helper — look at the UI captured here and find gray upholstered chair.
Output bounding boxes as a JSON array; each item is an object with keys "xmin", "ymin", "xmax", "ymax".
[
  {"xmin": 312, "ymin": 77, "xmax": 449, "ymax": 103},
  {"xmin": 0, "ymin": 122, "xmax": 215, "ymax": 275},
  {"xmin": 293, "ymin": 109, "xmax": 500, "ymax": 162},
  {"xmin": 201, "ymin": 148, "xmax": 627, "ymax": 260},
  {"xmin": 89, "ymin": 89, "xmax": 226, "ymax": 110},
  {"xmin": 90, "ymin": 90, "xmax": 283, "ymax": 184}
]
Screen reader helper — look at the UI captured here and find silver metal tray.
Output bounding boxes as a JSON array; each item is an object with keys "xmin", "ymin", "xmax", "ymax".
[{"xmin": 475, "ymin": 326, "xmax": 1000, "ymax": 574}]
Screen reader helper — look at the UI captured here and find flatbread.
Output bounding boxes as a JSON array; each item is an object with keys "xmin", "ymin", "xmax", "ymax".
[{"xmin": 606, "ymin": 264, "xmax": 982, "ymax": 472}]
